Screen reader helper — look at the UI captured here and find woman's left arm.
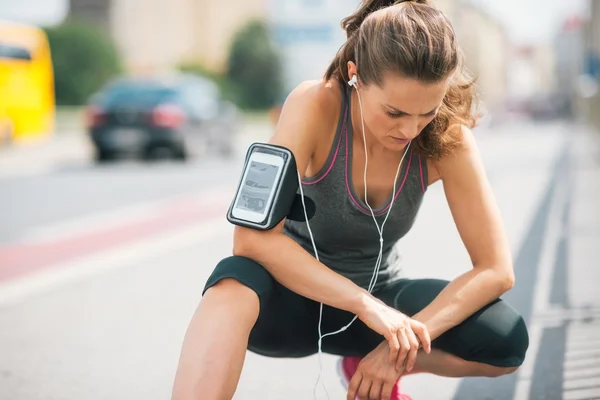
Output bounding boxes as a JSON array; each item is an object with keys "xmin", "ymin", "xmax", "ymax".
[{"xmin": 411, "ymin": 125, "xmax": 515, "ymax": 340}]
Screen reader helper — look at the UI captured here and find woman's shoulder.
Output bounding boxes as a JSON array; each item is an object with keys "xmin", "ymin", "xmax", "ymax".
[
  {"xmin": 274, "ymin": 78, "xmax": 344, "ymax": 148},
  {"xmin": 426, "ymin": 122, "xmax": 475, "ymax": 185},
  {"xmin": 269, "ymin": 79, "xmax": 345, "ymax": 178},
  {"xmin": 283, "ymin": 79, "xmax": 343, "ymax": 120}
]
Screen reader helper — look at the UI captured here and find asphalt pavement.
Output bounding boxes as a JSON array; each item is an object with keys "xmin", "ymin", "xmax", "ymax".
[{"xmin": 0, "ymin": 119, "xmax": 598, "ymax": 400}]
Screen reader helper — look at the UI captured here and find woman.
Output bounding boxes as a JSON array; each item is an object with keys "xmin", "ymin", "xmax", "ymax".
[{"xmin": 171, "ymin": 1, "xmax": 529, "ymax": 399}]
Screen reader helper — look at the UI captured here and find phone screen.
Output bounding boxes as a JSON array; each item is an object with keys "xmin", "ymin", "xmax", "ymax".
[{"xmin": 234, "ymin": 161, "xmax": 280, "ymax": 214}]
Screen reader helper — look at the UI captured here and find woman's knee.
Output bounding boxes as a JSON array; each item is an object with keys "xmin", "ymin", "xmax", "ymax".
[
  {"xmin": 433, "ymin": 299, "xmax": 528, "ymax": 371},
  {"xmin": 496, "ymin": 311, "xmax": 529, "ymax": 367},
  {"xmin": 461, "ymin": 301, "xmax": 530, "ymax": 369},
  {"xmin": 202, "ymin": 277, "xmax": 260, "ymax": 324},
  {"xmin": 203, "ymin": 256, "xmax": 275, "ymax": 301},
  {"xmin": 202, "ymin": 256, "xmax": 276, "ymax": 323}
]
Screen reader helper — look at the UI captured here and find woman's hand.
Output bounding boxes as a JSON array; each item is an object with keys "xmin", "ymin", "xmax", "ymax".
[
  {"xmin": 346, "ymin": 341, "xmax": 402, "ymax": 400},
  {"xmin": 357, "ymin": 296, "xmax": 431, "ymax": 372}
]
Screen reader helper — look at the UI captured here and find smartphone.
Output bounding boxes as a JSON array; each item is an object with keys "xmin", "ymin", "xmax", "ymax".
[{"xmin": 230, "ymin": 151, "xmax": 286, "ymax": 224}]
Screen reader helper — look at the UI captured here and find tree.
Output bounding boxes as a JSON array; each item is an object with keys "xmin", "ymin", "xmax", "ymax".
[
  {"xmin": 226, "ymin": 20, "xmax": 283, "ymax": 110},
  {"xmin": 45, "ymin": 21, "xmax": 123, "ymax": 105}
]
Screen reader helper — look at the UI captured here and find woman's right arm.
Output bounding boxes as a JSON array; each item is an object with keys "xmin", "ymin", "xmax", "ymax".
[
  {"xmin": 233, "ymin": 81, "xmax": 370, "ymax": 314},
  {"xmin": 232, "ymin": 81, "xmax": 430, "ymax": 367}
]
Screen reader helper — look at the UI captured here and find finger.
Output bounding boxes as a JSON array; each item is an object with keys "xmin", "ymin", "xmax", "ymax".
[
  {"xmin": 410, "ymin": 320, "xmax": 432, "ymax": 354},
  {"xmin": 386, "ymin": 331, "xmax": 400, "ymax": 364},
  {"xmin": 357, "ymin": 377, "xmax": 372, "ymax": 400},
  {"xmin": 404, "ymin": 327, "xmax": 420, "ymax": 373},
  {"xmin": 369, "ymin": 380, "xmax": 383, "ymax": 400},
  {"xmin": 395, "ymin": 328, "xmax": 410, "ymax": 372},
  {"xmin": 347, "ymin": 371, "xmax": 362, "ymax": 400},
  {"xmin": 381, "ymin": 380, "xmax": 395, "ymax": 400}
]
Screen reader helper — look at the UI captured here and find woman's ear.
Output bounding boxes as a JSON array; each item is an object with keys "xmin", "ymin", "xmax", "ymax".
[
  {"xmin": 347, "ymin": 61, "xmax": 358, "ymax": 80},
  {"xmin": 347, "ymin": 61, "xmax": 359, "ymax": 87}
]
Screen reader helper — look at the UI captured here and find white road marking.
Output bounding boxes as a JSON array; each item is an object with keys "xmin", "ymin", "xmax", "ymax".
[
  {"xmin": 0, "ymin": 219, "xmax": 233, "ymax": 307},
  {"xmin": 513, "ymin": 166, "xmax": 569, "ymax": 398},
  {"xmin": 15, "ymin": 186, "xmax": 233, "ymax": 244}
]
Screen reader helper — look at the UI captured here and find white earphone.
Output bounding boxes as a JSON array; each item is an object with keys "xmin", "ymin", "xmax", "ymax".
[
  {"xmin": 348, "ymin": 74, "xmax": 358, "ymax": 87},
  {"xmin": 306, "ymin": 71, "xmax": 411, "ymax": 400}
]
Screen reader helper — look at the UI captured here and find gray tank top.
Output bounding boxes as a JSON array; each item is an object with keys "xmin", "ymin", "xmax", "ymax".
[{"xmin": 283, "ymin": 85, "xmax": 428, "ymax": 291}]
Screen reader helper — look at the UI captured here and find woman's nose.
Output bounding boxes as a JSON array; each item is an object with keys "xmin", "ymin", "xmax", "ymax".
[{"xmin": 398, "ymin": 118, "xmax": 420, "ymax": 139}]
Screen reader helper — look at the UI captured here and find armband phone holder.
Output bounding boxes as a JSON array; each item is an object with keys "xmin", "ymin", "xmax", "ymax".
[{"xmin": 227, "ymin": 142, "xmax": 313, "ymax": 230}]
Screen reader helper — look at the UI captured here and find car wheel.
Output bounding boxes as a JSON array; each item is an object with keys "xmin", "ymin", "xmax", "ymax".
[
  {"xmin": 174, "ymin": 145, "xmax": 188, "ymax": 161},
  {"xmin": 95, "ymin": 148, "xmax": 115, "ymax": 163},
  {"xmin": 142, "ymin": 145, "xmax": 175, "ymax": 161}
]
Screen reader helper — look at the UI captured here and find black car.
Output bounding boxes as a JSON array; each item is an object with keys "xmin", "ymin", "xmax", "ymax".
[{"xmin": 87, "ymin": 73, "xmax": 239, "ymax": 162}]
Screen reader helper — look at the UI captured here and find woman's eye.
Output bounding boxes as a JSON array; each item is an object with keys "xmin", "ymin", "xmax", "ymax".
[{"xmin": 386, "ymin": 111, "xmax": 438, "ymax": 119}]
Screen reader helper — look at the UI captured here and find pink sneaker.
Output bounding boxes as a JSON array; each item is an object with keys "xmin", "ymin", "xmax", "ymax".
[{"xmin": 338, "ymin": 356, "xmax": 413, "ymax": 400}]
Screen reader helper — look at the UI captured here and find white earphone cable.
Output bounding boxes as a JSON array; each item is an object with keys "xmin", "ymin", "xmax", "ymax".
[
  {"xmin": 302, "ymin": 76, "xmax": 410, "ymax": 399},
  {"xmin": 295, "ymin": 171, "xmax": 331, "ymax": 399},
  {"xmin": 354, "ymin": 84, "xmax": 411, "ymax": 293}
]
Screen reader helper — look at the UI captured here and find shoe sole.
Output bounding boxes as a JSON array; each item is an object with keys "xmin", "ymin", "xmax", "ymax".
[
  {"xmin": 337, "ymin": 358, "xmax": 350, "ymax": 390},
  {"xmin": 336, "ymin": 358, "xmax": 413, "ymax": 400}
]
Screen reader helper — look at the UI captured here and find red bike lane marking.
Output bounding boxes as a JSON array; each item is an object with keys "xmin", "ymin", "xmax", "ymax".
[{"xmin": 0, "ymin": 193, "xmax": 233, "ymax": 283}]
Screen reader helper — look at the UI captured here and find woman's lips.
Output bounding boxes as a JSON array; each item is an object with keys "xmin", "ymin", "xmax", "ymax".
[{"xmin": 391, "ymin": 136, "xmax": 410, "ymax": 145}]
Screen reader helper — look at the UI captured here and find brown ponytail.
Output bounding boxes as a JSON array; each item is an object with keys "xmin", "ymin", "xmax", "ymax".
[
  {"xmin": 337, "ymin": 0, "xmax": 430, "ymax": 40},
  {"xmin": 323, "ymin": 0, "xmax": 480, "ymax": 160}
]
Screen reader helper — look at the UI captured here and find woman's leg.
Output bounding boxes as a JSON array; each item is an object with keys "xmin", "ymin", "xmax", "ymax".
[
  {"xmin": 383, "ymin": 278, "xmax": 529, "ymax": 377},
  {"xmin": 171, "ymin": 278, "xmax": 259, "ymax": 400},
  {"xmin": 171, "ymin": 255, "xmax": 319, "ymax": 400},
  {"xmin": 404, "ymin": 348, "xmax": 518, "ymax": 378},
  {"xmin": 340, "ymin": 278, "xmax": 529, "ymax": 378}
]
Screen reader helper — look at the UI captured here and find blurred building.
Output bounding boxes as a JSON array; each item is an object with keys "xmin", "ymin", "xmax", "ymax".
[
  {"xmin": 589, "ymin": 1, "xmax": 600, "ymax": 68},
  {"xmin": 432, "ymin": 0, "xmax": 458, "ymax": 23},
  {"xmin": 441, "ymin": 1, "xmax": 510, "ymax": 119},
  {"xmin": 69, "ymin": 0, "xmax": 509, "ymax": 118},
  {"xmin": 507, "ymin": 46, "xmax": 542, "ymax": 100},
  {"xmin": 504, "ymin": 43, "xmax": 566, "ymax": 120},
  {"xmin": 513, "ymin": 44, "xmax": 557, "ymax": 94},
  {"xmin": 267, "ymin": 0, "xmax": 361, "ymax": 94},
  {"xmin": 554, "ymin": 15, "xmax": 586, "ymax": 119},
  {"xmin": 69, "ymin": 0, "xmax": 266, "ymax": 73},
  {"xmin": 583, "ymin": 0, "xmax": 600, "ymax": 131},
  {"xmin": 551, "ymin": 3, "xmax": 600, "ymax": 128},
  {"xmin": 68, "ymin": 0, "xmax": 111, "ymax": 29}
]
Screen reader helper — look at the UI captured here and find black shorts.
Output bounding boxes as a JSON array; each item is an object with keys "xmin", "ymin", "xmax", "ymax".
[{"xmin": 202, "ymin": 256, "xmax": 529, "ymax": 367}]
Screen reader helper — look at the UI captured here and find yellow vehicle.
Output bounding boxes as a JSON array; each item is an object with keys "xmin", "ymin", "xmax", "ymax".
[
  {"xmin": 0, "ymin": 103, "xmax": 13, "ymax": 146},
  {"xmin": 0, "ymin": 20, "xmax": 55, "ymax": 142}
]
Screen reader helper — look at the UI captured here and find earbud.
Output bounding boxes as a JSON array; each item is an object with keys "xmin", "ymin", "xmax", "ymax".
[{"xmin": 348, "ymin": 75, "xmax": 358, "ymax": 87}]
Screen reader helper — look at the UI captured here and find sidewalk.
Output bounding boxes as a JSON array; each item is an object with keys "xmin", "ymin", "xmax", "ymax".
[
  {"xmin": 556, "ymin": 124, "xmax": 600, "ymax": 400},
  {"xmin": 460, "ymin": 123, "xmax": 600, "ymax": 400},
  {"xmin": 0, "ymin": 116, "xmax": 273, "ymax": 179},
  {"xmin": 1, "ymin": 119, "xmax": 597, "ymax": 400},
  {"xmin": 0, "ymin": 133, "xmax": 94, "ymax": 178}
]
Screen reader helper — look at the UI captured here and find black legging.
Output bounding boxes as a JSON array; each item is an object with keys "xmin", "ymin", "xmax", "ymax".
[{"xmin": 202, "ymin": 256, "xmax": 529, "ymax": 367}]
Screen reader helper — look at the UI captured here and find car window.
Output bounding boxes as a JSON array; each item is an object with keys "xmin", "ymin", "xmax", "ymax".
[
  {"xmin": 0, "ymin": 43, "xmax": 32, "ymax": 61},
  {"xmin": 99, "ymin": 81, "xmax": 178, "ymax": 107}
]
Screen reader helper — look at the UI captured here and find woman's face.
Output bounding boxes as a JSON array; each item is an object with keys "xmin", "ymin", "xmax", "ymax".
[{"xmin": 354, "ymin": 72, "xmax": 448, "ymax": 151}]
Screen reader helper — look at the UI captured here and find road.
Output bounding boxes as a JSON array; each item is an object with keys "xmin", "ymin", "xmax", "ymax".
[{"xmin": 0, "ymin": 119, "xmax": 599, "ymax": 400}]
